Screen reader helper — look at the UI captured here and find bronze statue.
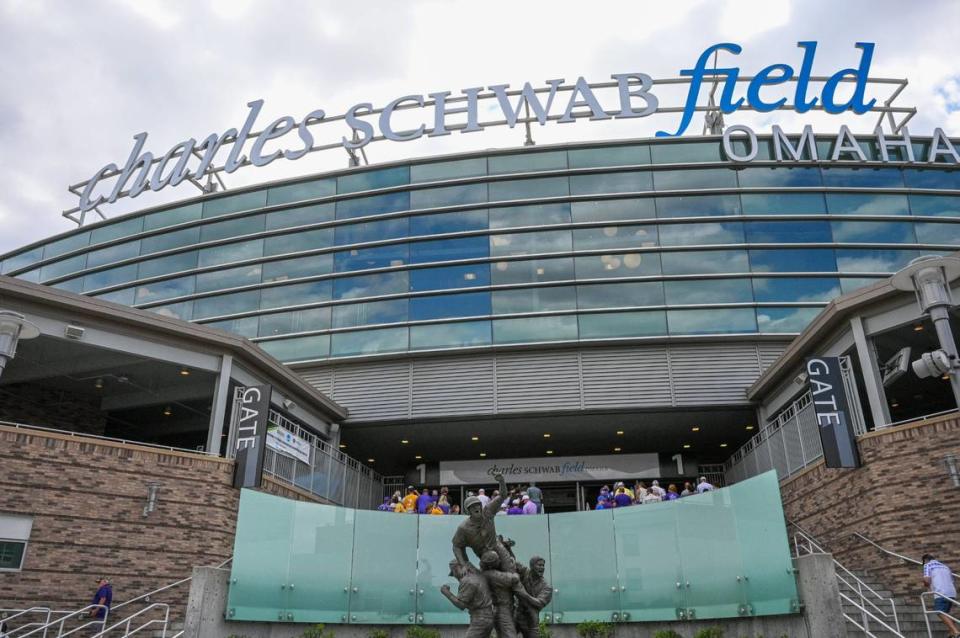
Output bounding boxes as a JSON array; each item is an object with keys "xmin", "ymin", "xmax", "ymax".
[
  {"xmin": 515, "ymin": 556, "xmax": 552, "ymax": 638},
  {"xmin": 452, "ymin": 473, "xmax": 513, "ymax": 570},
  {"xmin": 441, "ymin": 560, "xmax": 495, "ymax": 638},
  {"xmin": 480, "ymin": 550, "xmax": 521, "ymax": 638}
]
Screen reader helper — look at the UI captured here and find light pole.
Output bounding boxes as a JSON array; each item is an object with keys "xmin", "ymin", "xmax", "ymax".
[
  {"xmin": 891, "ymin": 255, "xmax": 960, "ymax": 407},
  {"xmin": 0, "ymin": 310, "xmax": 40, "ymax": 380}
]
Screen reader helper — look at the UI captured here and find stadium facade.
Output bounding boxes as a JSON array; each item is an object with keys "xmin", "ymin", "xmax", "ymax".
[{"xmin": 2, "ymin": 133, "xmax": 959, "ymax": 489}]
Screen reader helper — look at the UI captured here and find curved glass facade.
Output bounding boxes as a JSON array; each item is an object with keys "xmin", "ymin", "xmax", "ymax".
[{"xmin": 4, "ymin": 136, "xmax": 960, "ymax": 363}]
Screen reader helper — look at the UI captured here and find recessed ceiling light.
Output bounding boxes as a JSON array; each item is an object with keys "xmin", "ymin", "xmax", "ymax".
[
  {"xmin": 162, "ymin": 406, "xmax": 172, "ymax": 416},
  {"xmin": 179, "ymin": 367, "xmax": 190, "ymax": 376},
  {"xmin": 415, "ymin": 455, "xmax": 423, "ymax": 460},
  {"xmin": 683, "ymin": 444, "xmax": 691, "ymax": 449},
  {"xmin": 479, "ymin": 452, "xmax": 486, "ymax": 458},
  {"xmin": 543, "ymin": 433, "xmax": 551, "ymax": 438},
  {"xmin": 401, "ymin": 439, "xmax": 409, "ymax": 444},
  {"xmin": 471, "ymin": 436, "xmax": 479, "ymax": 441},
  {"xmin": 616, "ymin": 430, "xmax": 624, "ymax": 435},
  {"xmin": 546, "ymin": 450, "xmax": 554, "ymax": 455},
  {"xmin": 745, "ymin": 425, "xmax": 755, "ymax": 431},
  {"xmin": 914, "ymin": 324, "xmax": 924, "ymax": 332},
  {"xmin": 339, "ymin": 443, "xmax": 347, "ymax": 449},
  {"xmin": 367, "ymin": 458, "xmax": 375, "ymax": 463},
  {"xmin": 720, "ymin": 443, "xmax": 728, "ymax": 448},
  {"xmin": 613, "ymin": 447, "xmax": 622, "ymax": 452}
]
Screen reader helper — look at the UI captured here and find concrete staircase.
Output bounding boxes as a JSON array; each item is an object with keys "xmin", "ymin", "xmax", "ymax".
[{"xmin": 839, "ymin": 567, "xmax": 945, "ymax": 638}]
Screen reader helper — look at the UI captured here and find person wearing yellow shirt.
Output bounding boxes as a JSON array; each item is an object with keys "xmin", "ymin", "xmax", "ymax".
[{"xmin": 401, "ymin": 486, "xmax": 419, "ymax": 513}]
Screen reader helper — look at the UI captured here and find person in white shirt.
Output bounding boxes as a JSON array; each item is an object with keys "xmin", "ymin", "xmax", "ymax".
[
  {"xmin": 923, "ymin": 553, "xmax": 959, "ymax": 637},
  {"xmin": 477, "ymin": 488, "xmax": 491, "ymax": 508},
  {"xmin": 642, "ymin": 490, "xmax": 661, "ymax": 504},
  {"xmin": 696, "ymin": 476, "xmax": 715, "ymax": 493},
  {"xmin": 650, "ymin": 480, "xmax": 666, "ymax": 498}
]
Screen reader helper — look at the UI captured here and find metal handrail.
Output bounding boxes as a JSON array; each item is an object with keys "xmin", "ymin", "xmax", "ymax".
[
  {"xmin": 0, "ymin": 609, "xmax": 52, "ymax": 638},
  {"xmin": 15, "ymin": 606, "xmax": 108, "ymax": 638},
  {"xmin": 921, "ymin": 591, "xmax": 960, "ymax": 638},
  {"xmin": 91, "ymin": 603, "xmax": 169, "ymax": 638},
  {"xmin": 853, "ymin": 532, "xmax": 959, "ymax": 581},
  {"xmin": 112, "ymin": 556, "xmax": 232, "ymax": 613},
  {"xmin": 839, "ymin": 591, "xmax": 906, "ymax": 638}
]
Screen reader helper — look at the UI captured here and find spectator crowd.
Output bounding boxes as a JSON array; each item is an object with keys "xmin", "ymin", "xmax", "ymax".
[{"xmin": 589, "ymin": 476, "xmax": 714, "ymax": 510}]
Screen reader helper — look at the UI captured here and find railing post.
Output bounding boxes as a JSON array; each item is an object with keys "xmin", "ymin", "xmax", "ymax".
[
  {"xmin": 858, "ymin": 581, "xmax": 868, "ymax": 634},
  {"xmin": 921, "ymin": 593, "xmax": 933, "ymax": 638}
]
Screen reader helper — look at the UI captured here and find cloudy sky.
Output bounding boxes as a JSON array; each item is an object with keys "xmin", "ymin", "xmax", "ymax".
[{"xmin": 1, "ymin": 0, "xmax": 958, "ymax": 255}]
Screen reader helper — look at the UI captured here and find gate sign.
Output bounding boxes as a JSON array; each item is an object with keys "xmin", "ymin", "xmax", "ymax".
[
  {"xmin": 233, "ymin": 384, "xmax": 273, "ymax": 489},
  {"xmin": 805, "ymin": 358, "xmax": 861, "ymax": 469}
]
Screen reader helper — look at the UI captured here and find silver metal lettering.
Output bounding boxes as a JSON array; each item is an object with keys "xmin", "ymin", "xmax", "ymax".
[
  {"xmin": 874, "ymin": 126, "xmax": 914, "ymax": 162},
  {"xmin": 342, "ymin": 103, "xmax": 375, "ymax": 150},
  {"xmin": 250, "ymin": 116, "xmax": 296, "ymax": 167},
  {"xmin": 772, "ymin": 124, "xmax": 818, "ymax": 161},
  {"xmin": 78, "ymin": 163, "xmax": 118, "ymax": 213},
  {"xmin": 611, "ymin": 73, "xmax": 658, "ymax": 118},
  {"xmin": 284, "ymin": 109, "xmax": 325, "ymax": 161},
  {"xmin": 379, "ymin": 94, "xmax": 426, "ymax": 142},
  {"xmin": 558, "ymin": 76, "xmax": 611, "ymax": 123},
  {"xmin": 488, "ymin": 79, "xmax": 564, "ymax": 128},
  {"xmin": 150, "ymin": 139, "xmax": 197, "ymax": 191},
  {"xmin": 427, "ymin": 88, "xmax": 483, "ymax": 137},
  {"xmin": 722, "ymin": 124, "xmax": 758, "ymax": 162},
  {"xmin": 193, "ymin": 130, "xmax": 237, "ymax": 184},
  {"xmin": 224, "ymin": 99, "xmax": 264, "ymax": 172},
  {"xmin": 929, "ymin": 128, "xmax": 960, "ymax": 163},
  {"xmin": 830, "ymin": 125, "xmax": 867, "ymax": 161},
  {"xmin": 107, "ymin": 132, "xmax": 153, "ymax": 203}
]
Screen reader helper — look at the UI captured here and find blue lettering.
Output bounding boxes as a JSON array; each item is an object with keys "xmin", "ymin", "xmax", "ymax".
[
  {"xmin": 821, "ymin": 42, "xmax": 877, "ymax": 114},
  {"xmin": 747, "ymin": 63, "xmax": 792, "ymax": 112},
  {"xmin": 657, "ymin": 42, "xmax": 742, "ymax": 137},
  {"xmin": 793, "ymin": 41, "xmax": 819, "ymax": 113}
]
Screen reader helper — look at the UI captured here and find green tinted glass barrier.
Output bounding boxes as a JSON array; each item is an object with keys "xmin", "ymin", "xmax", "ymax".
[{"xmin": 227, "ymin": 471, "xmax": 798, "ymax": 625}]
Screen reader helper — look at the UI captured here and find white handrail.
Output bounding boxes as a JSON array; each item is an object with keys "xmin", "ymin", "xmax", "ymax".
[
  {"xmin": 921, "ymin": 591, "xmax": 960, "ymax": 638},
  {"xmin": 15, "ymin": 606, "xmax": 108, "ymax": 638},
  {"xmin": 112, "ymin": 556, "xmax": 232, "ymax": 613},
  {"xmin": 0, "ymin": 608, "xmax": 52, "ymax": 638},
  {"xmin": 90, "ymin": 603, "xmax": 169, "ymax": 638},
  {"xmin": 839, "ymin": 591, "xmax": 906, "ymax": 638},
  {"xmin": 853, "ymin": 532, "xmax": 959, "ymax": 581}
]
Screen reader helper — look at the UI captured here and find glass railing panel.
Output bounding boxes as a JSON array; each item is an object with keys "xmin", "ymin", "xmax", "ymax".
[
  {"xmin": 614, "ymin": 503, "xmax": 682, "ymax": 621},
  {"xmin": 548, "ymin": 509, "xmax": 619, "ymax": 623},
  {"xmin": 348, "ymin": 510, "xmax": 418, "ymax": 623},
  {"xmin": 416, "ymin": 515, "xmax": 468, "ymax": 625}
]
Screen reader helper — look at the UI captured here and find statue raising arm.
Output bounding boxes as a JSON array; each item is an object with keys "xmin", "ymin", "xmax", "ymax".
[{"xmin": 485, "ymin": 473, "xmax": 508, "ymax": 515}]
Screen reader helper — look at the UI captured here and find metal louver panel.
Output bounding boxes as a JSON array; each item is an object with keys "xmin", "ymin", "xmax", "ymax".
[
  {"xmin": 299, "ymin": 368, "xmax": 333, "ymax": 395},
  {"xmin": 495, "ymin": 352, "xmax": 581, "ymax": 412},
  {"xmin": 668, "ymin": 344, "xmax": 761, "ymax": 405},
  {"xmin": 581, "ymin": 347, "xmax": 671, "ymax": 408},
  {"xmin": 758, "ymin": 342, "xmax": 790, "ymax": 371},
  {"xmin": 412, "ymin": 356, "xmax": 495, "ymax": 417},
  {"xmin": 331, "ymin": 361, "xmax": 411, "ymax": 421}
]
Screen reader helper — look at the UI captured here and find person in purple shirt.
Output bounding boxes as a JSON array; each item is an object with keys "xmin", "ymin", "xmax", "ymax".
[
  {"xmin": 416, "ymin": 489, "xmax": 434, "ymax": 514},
  {"xmin": 613, "ymin": 487, "xmax": 632, "ymax": 508},
  {"xmin": 521, "ymin": 494, "xmax": 538, "ymax": 515},
  {"xmin": 507, "ymin": 499, "xmax": 524, "ymax": 515},
  {"xmin": 89, "ymin": 578, "xmax": 112, "ymax": 620}
]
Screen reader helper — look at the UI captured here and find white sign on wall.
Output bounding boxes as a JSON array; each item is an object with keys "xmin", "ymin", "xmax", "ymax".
[
  {"xmin": 439, "ymin": 453, "xmax": 659, "ymax": 485},
  {"xmin": 266, "ymin": 424, "xmax": 311, "ymax": 464}
]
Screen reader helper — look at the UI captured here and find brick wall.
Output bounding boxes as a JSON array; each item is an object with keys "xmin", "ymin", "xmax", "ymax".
[
  {"xmin": 781, "ymin": 412, "xmax": 960, "ymax": 603},
  {"xmin": 0, "ymin": 425, "xmax": 319, "ymax": 623},
  {"xmin": 0, "ymin": 383, "xmax": 106, "ymax": 435}
]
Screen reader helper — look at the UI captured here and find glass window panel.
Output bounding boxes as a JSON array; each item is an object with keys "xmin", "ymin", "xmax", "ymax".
[
  {"xmin": 740, "ymin": 193, "xmax": 827, "ymax": 215},
  {"xmin": 335, "ymin": 218, "xmax": 408, "ymax": 244},
  {"xmin": 745, "ymin": 220, "xmax": 832, "ymax": 243},
  {"xmin": 489, "ymin": 203, "xmax": 570, "ymax": 229},
  {"xmin": 816, "ymin": 138, "xmax": 877, "ymax": 161},
  {"xmin": 653, "ymin": 168, "xmax": 738, "ymax": 190},
  {"xmin": 14, "ymin": 269, "xmax": 41, "ymax": 283},
  {"xmin": 333, "ymin": 271, "xmax": 408, "ymax": 299},
  {"xmin": 194, "ymin": 290, "xmax": 260, "ymax": 319},
  {"xmin": 265, "ymin": 228, "xmax": 335, "ymax": 256},
  {"xmin": 138, "ymin": 251, "xmax": 199, "ymax": 279},
  {"xmin": 492, "ymin": 286, "xmax": 576, "ymax": 314},
  {"xmin": 258, "ymin": 335, "xmax": 330, "ymax": 362},
  {"xmin": 95, "ymin": 287, "xmax": 137, "ymax": 306},
  {"xmin": 668, "ymin": 308, "xmax": 757, "ymax": 334},
  {"xmin": 569, "ymin": 171, "xmax": 653, "ymax": 195},
  {"xmin": 579, "ymin": 310, "xmax": 667, "ymax": 339},
  {"xmin": 143, "ymin": 203, "xmax": 202, "ymax": 230},
  {"xmin": 752, "ymin": 277, "xmax": 841, "ymax": 302},
  {"xmin": 660, "ymin": 249, "xmax": 749, "ymax": 275},
  {"xmin": 409, "ymin": 263, "xmax": 489, "ymax": 291},
  {"xmin": 200, "ymin": 214, "xmax": 265, "ymax": 242},
  {"xmin": 335, "ymin": 191, "xmax": 410, "ymax": 219},
  {"xmin": 411, "ymin": 158, "xmax": 487, "ymax": 182},
  {"xmin": 493, "ymin": 257, "xmax": 575, "ymax": 284},
  {"xmin": 43, "ymin": 232, "xmax": 90, "ymax": 259},
  {"xmin": 575, "ymin": 252, "xmax": 660, "ymax": 278},
  {"xmin": 258, "ymin": 307, "xmax": 332, "ymax": 337},
  {"xmin": 904, "ymin": 168, "xmax": 960, "ymax": 189},
  {"xmin": 573, "ymin": 224, "xmax": 657, "ymax": 250},
  {"xmin": 568, "ymin": 145, "xmax": 650, "ymax": 168},
  {"xmin": 196, "ymin": 264, "xmax": 262, "ymax": 293},
  {"xmin": 410, "ymin": 183, "xmax": 487, "ymax": 209},
  {"xmin": 265, "ymin": 203, "xmax": 334, "ymax": 230},
  {"xmin": 147, "ymin": 299, "xmax": 192, "ymax": 320},
  {"xmin": 201, "ymin": 191, "xmax": 267, "ymax": 218},
  {"xmin": 140, "ymin": 227, "xmax": 201, "ymax": 255},
  {"xmin": 489, "ymin": 176, "xmax": 568, "ymax": 201},
  {"xmin": 749, "ymin": 248, "xmax": 837, "ymax": 273},
  {"xmin": 656, "ymin": 194, "xmax": 741, "ymax": 218},
  {"xmin": 651, "ymin": 141, "xmax": 725, "ymax": 163},
  {"xmin": 262, "ymin": 254, "xmax": 333, "ymax": 283},
  {"xmin": 1, "ymin": 247, "xmax": 43, "ymax": 274},
  {"xmin": 267, "ymin": 179, "xmax": 335, "ymax": 206},
  {"xmin": 489, "ymin": 151, "xmax": 567, "ymax": 174},
  {"xmin": 665, "ymin": 278, "xmax": 753, "ymax": 304},
  {"xmin": 410, "ymin": 321, "xmax": 492, "ymax": 350},
  {"xmin": 330, "ymin": 327, "xmax": 408, "ymax": 357},
  {"xmin": 915, "ymin": 222, "xmax": 960, "ymax": 245},
  {"xmin": 410, "ymin": 209, "xmax": 488, "ymax": 235},
  {"xmin": 659, "ymin": 222, "xmax": 744, "ymax": 246},
  {"xmin": 835, "ymin": 249, "xmax": 933, "ymax": 273},
  {"xmin": 737, "ymin": 167, "xmax": 822, "ymax": 187},
  {"xmin": 261, "ymin": 280, "xmax": 332, "ymax": 309},
  {"xmin": 910, "ymin": 194, "xmax": 960, "ymax": 217},
  {"xmin": 490, "ymin": 230, "xmax": 571, "ymax": 257},
  {"xmin": 757, "ymin": 307, "xmax": 823, "ymax": 333},
  {"xmin": 409, "ymin": 291, "xmax": 491, "ymax": 320},
  {"xmin": 205, "ymin": 316, "xmax": 260, "ymax": 338},
  {"xmin": 332, "ymin": 298, "xmax": 408, "ymax": 328},
  {"xmin": 337, "ymin": 166, "xmax": 409, "ymax": 194},
  {"xmin": 570, "ymin": 198, "xmax": 656, "ymax": 223},
  {"xmin": 90, "ymin": 217, "xmax": 144, "ymax": 244},
  {"xmin": 198, "ymin": 239, "xmax": 263, "ymax": 267},
  {"xmin": 840, "ymin": 276, "xmax": 886, "ymax": 293},
  {"xmin": 87, "ymin": 240, "xmax": 140, "ymax": 268},
  {"xmin": 53, "ymin": 278, "xmax": 84, "ymax": 294},
  {"xmin": 493, "ymin": 314, "xmax": 578, "ymax": 343},
  {"xmin": 83, "ymin": 264, "xmax": 138, "ymax": 292},
  {"xmin": 577, "ymin": 281, "xmax": 664, "ymax": 308},
  {"xmin": 826, "ymin": 193, "xmax": 910, "ymax": 216},
  {"xmin": 334, "ymin": 244, "xmax": 408, "ymax": 271},
  {"xmin": 831, "ymin": 220, "xmax": 916, "ymax": 243},
  {"xmin": 821, "ymin": 167, "xmax": 904, "ymax": 188},
  {"xmin": 135, "ymin": 276, "xmax": 195, "ymax": 304},
  {"xmin": 411, "ymin": 236, "xmax": 488, "ymax": 263},
  {"xmin": 40, "ymin": 255, "xmax": 87, "ymax": 281}
]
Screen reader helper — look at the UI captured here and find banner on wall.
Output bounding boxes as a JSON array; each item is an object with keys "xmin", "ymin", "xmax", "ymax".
[
  {"xmin": 267, "ymin": 424, "xmax": 311, "ymax": 464},
  {"xmin": 439, "ymin": 453, "xmax": 660, "ymax": 485}
]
